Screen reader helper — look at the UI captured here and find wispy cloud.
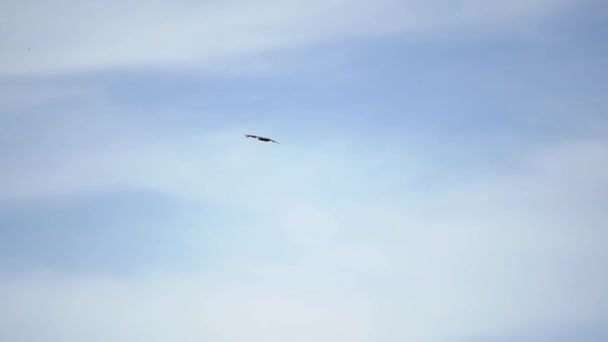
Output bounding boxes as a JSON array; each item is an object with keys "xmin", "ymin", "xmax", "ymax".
[{"xmin": 1, "ymin": 0, "xmax": 575, "ymax": 75}]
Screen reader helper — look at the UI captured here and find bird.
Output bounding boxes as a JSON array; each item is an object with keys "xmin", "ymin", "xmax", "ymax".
[{"xmin": 245, "ymin": 134, "xmax": 279, "ymax": 144}]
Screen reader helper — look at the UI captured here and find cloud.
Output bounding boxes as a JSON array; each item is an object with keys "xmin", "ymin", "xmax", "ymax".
[
  {"xmin": 0, "ymin": 271, "xmax": 379, "ymax": 342},
  {"xmin": 1, "ymin": 0, "xmax": 575, "ymax": 75}
]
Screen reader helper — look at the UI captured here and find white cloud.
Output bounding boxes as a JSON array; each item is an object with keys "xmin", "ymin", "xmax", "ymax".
[
  {"xmin": 0, "ymin": 0, "xmax": 574, "ymax": 75},
  {"xmin": 0, "ymin": 270, "xmax": 379, "ymax": 342}
]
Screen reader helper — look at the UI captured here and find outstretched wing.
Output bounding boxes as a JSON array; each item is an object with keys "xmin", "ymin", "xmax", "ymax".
[{"xmin": 245, "ymin": 134, "xmax": 259, "ymax": 139}]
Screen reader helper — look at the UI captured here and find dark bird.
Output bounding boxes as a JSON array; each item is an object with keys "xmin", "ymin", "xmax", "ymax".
[{"xmin": 245, "ymin": 134, "xmax": 279, "ymax": 144}]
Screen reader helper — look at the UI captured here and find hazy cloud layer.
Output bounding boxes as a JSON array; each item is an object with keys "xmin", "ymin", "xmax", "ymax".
[{"xmin": 1, "ymin": 112, "xmax": 606, "ymax": 341}]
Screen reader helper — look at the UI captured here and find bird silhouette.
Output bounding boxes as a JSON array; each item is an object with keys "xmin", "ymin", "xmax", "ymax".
[{"xmin": 245, "ymin": 134, "xmax": 279, "ymax": 144}]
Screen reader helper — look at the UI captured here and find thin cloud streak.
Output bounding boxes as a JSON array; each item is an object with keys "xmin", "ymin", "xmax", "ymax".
[{"xmin": 1, "ymin": 0, "xmax": 574, "ymax": 75}]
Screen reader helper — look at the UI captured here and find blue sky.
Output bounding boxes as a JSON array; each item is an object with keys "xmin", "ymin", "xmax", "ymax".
[{"xmin": 1, "ymin": 0, "xmax": 607, "ymax": 341}]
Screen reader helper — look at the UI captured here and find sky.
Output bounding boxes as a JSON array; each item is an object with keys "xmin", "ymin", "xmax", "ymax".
[{"xmin": 1, "ymin": 0, "xmax": 607, "ymax": 341}]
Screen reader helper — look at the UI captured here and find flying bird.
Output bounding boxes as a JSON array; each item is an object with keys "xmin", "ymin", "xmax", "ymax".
[{"xmin": 245, "ymin": 134, "xmax": 279, "ymax": 144}]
